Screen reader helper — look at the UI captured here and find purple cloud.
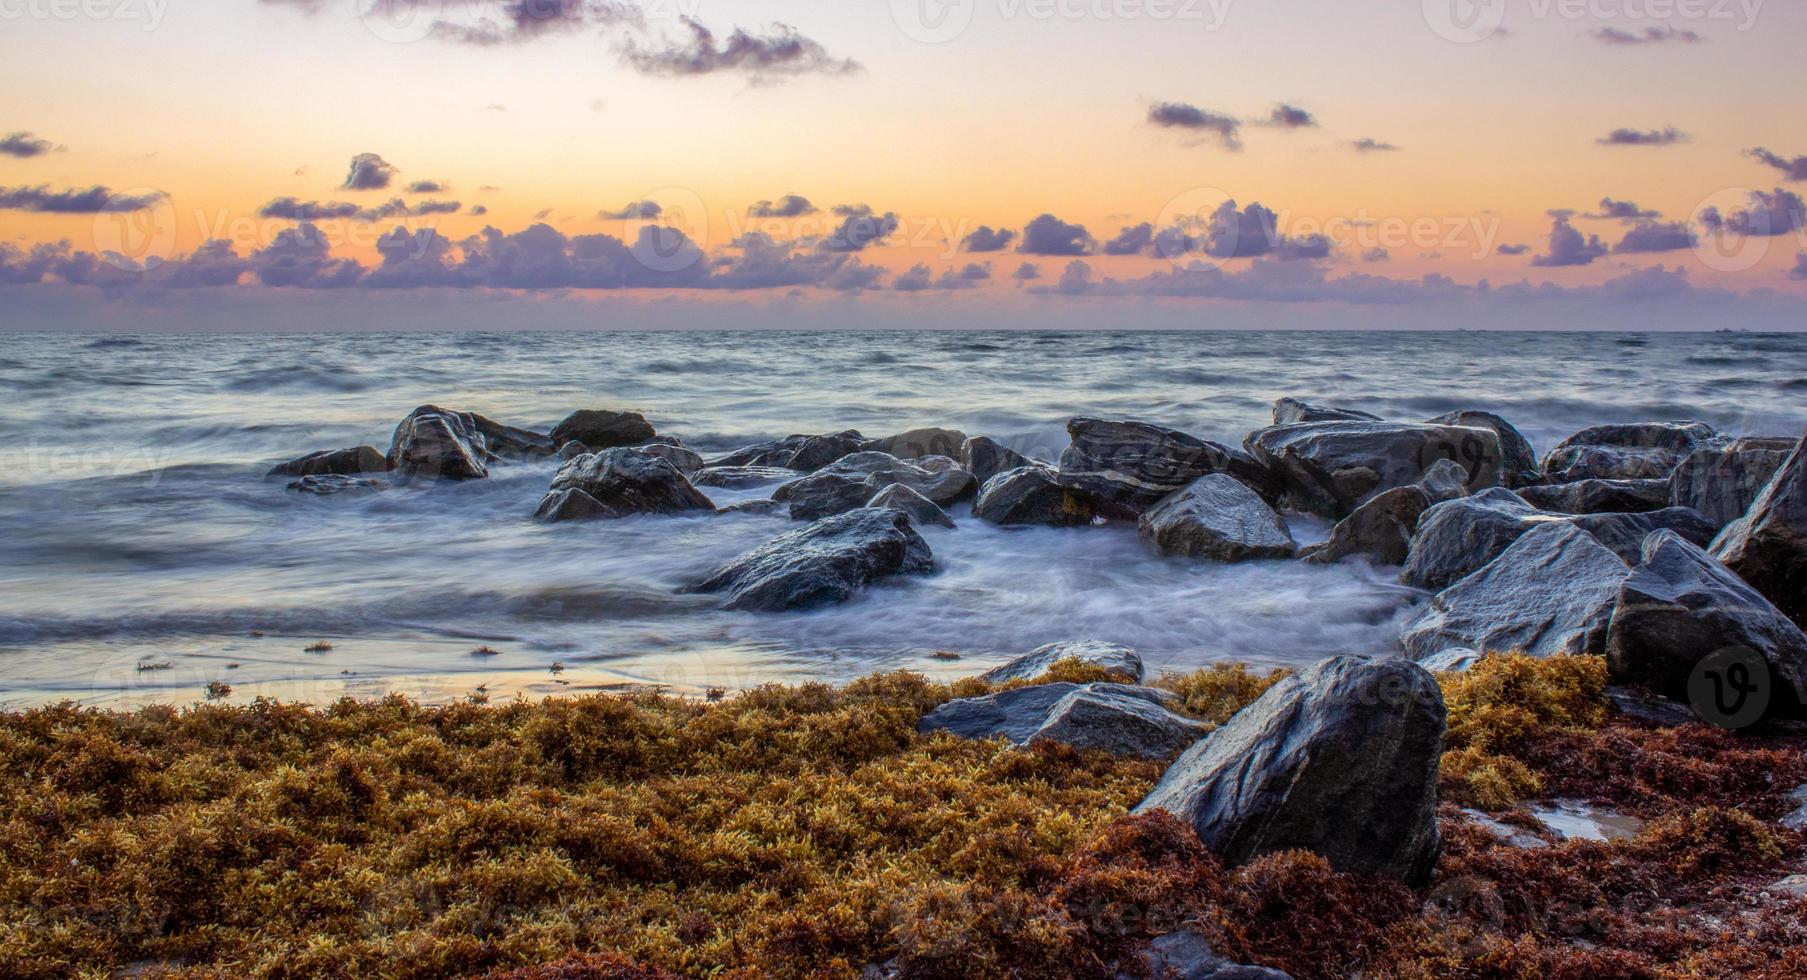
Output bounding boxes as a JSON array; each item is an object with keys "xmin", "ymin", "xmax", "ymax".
[
  {"xmin": 1591, "ymin": 26, "xmax": 1703, "ymax": 45},
  {"xmin": 1146, "ymin": 102, "xmax": 1241, "ymax": 150},
  {"xmin": 748, "ymin": 194, "xmax": 817, "ymax": 217},
  {"xmin": 1747, "ymin": 147, "xmax": 1807, "ymax": 182},
  {"xmin": 960, "ymin": 225, "xmax": 1015, "ymax": 252},
  {"xmin": 0, "ymin": 131, "xmax": 59, "ymax": 158},
  {"xmin": 1598, "ymin": 127, "xmax": 1688, "ymax": 146},
  {"xmin": 0, "ymin": 185, "xmax": 166, "ymax": 213},
  {"xmin": 1614, "ymin": 220, "xmax": 1696, "ymax": 253},
  {"xmin": 343, "ymin": 153, "xmax": 397, "ymax": 191},
  {"xmin": 1018, "ymin": 213, "xmax": 1095, "ymax": 256},
  {"xmin": 621, "ymin": 17, "xmax": 860, "ymax": 81},
  {"xmin": 1530, "ymin": 215, "xmax": 1608, "ymax": 267}
]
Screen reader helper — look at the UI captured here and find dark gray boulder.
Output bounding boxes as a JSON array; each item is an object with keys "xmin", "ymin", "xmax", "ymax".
[
  {"xmin": 1399, "ymin": 488, "xmax": 1544, "ymax": 590},
  {"xmin": 1301, "ymin": 459, "xmax": 1469, "ymax": 566},
  {"xmin": 1418, "ymin": 457, "xmax": 1473, "ymax": 504},
  {"xmin": 777, "ymin": 472, "xmax": 877, "ymax": 521},
  {"xmin": 1058, "ymin": 417, "xmax": 1262, "ymax": 517},
  {"xmin": 533, "ymin": 448, "xmax": 714, "ymax": 522},
  {"xmin": 1711, "ymin": 433, "xmax": 1807, "ymax": 624},
  {"xmin": 1672, "ymin": 436, "xmax": 1797, "ymax": 530},
  {"xmin": 1030, "ymin": 686, "xmax": 1208, "ymax": 759},
  {"xmin": 689, "ymin": 507, "xmax": 933, "ymax": 611},
  {"xmin": 556, "ymin": 440, "xmax": 590, "ymax": 461},
  {"xmin": 549, "ymin": 409, "xmax": 656, "ymax": 451},
  {"xmin": 532, "ymin": 487, "xmax": 620, "ymax": 521},
  {"xmin": 859, "ymin": 427, "xmax": 969, "ymax": 461},
  {"xmin": 1607, "ymin": 530, "xmax": 1807, "ymax": 712},
  {"xmin": 1245, "ymin": 421, "xmax": 1503, "ymax": 518},
  {"xmin": 973, "ymin": 465, "xmax": 1102, "ymax": 526},
  {"xmin": 1567, "ymin": 507, "xmax": 1718, "ymax": 564},
  {"xmin": 268, "ymin": 445, "xmax": 387, "ymax": 478},
  {"xmin": 980, "ymin": 640, "xmax": 1144, "ymax": 684},
  {"xmin": 287, "ymin": 474, "xmax": 385, "ymax": 496},
  {"xmin": 387, "ymin": 406, "xmax": 494, "ymax": 480},
  {"xmin": 919, "ymin": 681, "xmax": 1183, "ymax": 746},
  {"xmin": 1138, "ymin": 474, "xmax": 1296, "ymax": 561},
  {"xmin": 1540, "ymin": 421, "xmax": 1723, "ymax": 483},
  {"xmin": 866, "ymin": 483, "xmax": 954, "ymax": 528},
  {"xmin": 693, "ymin": 465, "xmax": 797, "ymax": 489},
  {"xmin": 1519, "ymin": 478, "xmax": 1670, "ymax": 514},
  {"xmin": 805, "ymin": 451, "xmax": 977, "ymax": 506},
  {"xmin": 1401, "ymin": 521, "xmax": 1630, "ymax": 663},
  {"xmin": 1274, "ymin": 397, "xmax": 1380, "ymax": 426},
  {"xmin": 961, "ymin": 435, "xmax": 1037, "ymax": 486},
  {"xmin": 1139, "ymin": 931, "xmax": 1292, "ymax": 980},
  {"xmin": 1133, "ymin": 656, "xmax": 1445, "ymax": 886},
  {"xmin": 708, "ymin": 429, "xmax": 865, "ymax": 471},
  {"xmin": 631, "ymin": 442, "xmax": 704, "ymax": 476},
  {"xmin": 714, "ymin": 498, "xmax": 785, "ymax": 517},
  {"xmin": 1426, "ymin": 410, "xmax": 1539, "ymax": 487}
]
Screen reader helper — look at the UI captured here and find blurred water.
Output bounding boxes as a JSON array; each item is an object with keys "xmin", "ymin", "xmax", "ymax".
[{"xmin": 1, "ymin": 329, "xmax": 1803, "ymax": 707}]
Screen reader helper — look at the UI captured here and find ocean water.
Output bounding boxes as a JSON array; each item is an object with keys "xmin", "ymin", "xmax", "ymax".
[{"xmin": 2, "ymin": 329, "xmax": 1804, "ymax": 708}]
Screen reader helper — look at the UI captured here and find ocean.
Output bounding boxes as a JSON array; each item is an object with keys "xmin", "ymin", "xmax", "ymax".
[{"xmin": 3, "ymin": 328, "xmax": 1804, "ymax": 708}]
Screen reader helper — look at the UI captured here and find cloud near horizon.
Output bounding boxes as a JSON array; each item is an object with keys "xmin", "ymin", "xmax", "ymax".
[
  {"xmin": 0, "ymin": 132, "xmax": 60, "ymax": 158},
  {"xmin": 1146, "ymin": 102, "xmax": 1242, "ymax": 150},
  {"xmin": 0, "ymin": 185, "xmax": 167, "ymax": 213},
  {"xmin": 621, "ymin": 17, "xmax": 861, "ymax": 81},
  {"xmin": 1597, "ymin": 127, "xmax": 1688, "ymax": 146}
]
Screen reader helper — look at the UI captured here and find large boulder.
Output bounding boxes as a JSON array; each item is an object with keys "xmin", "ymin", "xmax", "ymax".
[
  {"xmin": 979, "ymin": 640, "xmax": 1144, "ymax": 684},
  {"xmin": 1540, "ymin": 421, "xmax": 1723, "ymax": 483},
  {"xmin": 778, "ymin": 472, "xmax": 877, "ymax": 522},
  {"xmin": 960, "ymin": 435, "xmax": 1037, "ymax": 486},
  {"xmin": 1245, "ymin": 421, "xmax": 1503, "ymax": 519},
  {"xmin": 1058, "ymin": 417, "xmax": 1266, "ymax": 517},
  {"xmin": 1426, "ymin": 410, "xmax": 1538, "ymax": 487},
  {"xmin": 1133, "ymin": 656, "xmax": 1445, "ymax": 886},
  {"xmin": 1519, "ymin": 478, "xmax": 1670, "ymax": 515},
  {"xmin": 1302, "ymin": 459, "xmax": 1472, "ymax": 568},
  {"xmin": 708, "ymin": 430, "xmax": 865, "ymax": 471},
  {"xmin": 386, "ymin": 406, "xmax": 495, "ymax": 479},
  {"xmin": 1566, "ymin": 508, "xmax": 1718, "ymax": 565},
  {"xmin": 973, "ymin": 466, "xmax": 1101, "ymax": 526},
  {"xmin": 866, "ymin": 483, "xmax": 954, "ymax": 528},
  {"xmin": 1400, "ymin": 521, "xmax": 1631, "ymax": 663},
  {"xmin": 919, "ymin": 681, "xmax": 1198, "ymax": 758},
  {"xmin": 629, "ymin": 442, "xmax": 704, "ymax": 476},
  {"xmin": 1399, "ymin": 488, "xmax": 1545, "ymax": 590},
  {"xmin": 533, "ymin": 448, "xmax": 715, "ymax": 521},
  {"xmin": 1607, "ymin": 530, "xmax": 1807, "ymax": 713},
  {"xmin": 860, "ymin": 427, "xmax": 968, "ymax": 461},
  {"xmin": 688, "ymin": 508, "xmax": 933, "ymax": 611},
  {"xmin": 693, "ymin": 465, "xmax": 797, "ymax": 489},
  {"xmin": 800, "ymin": 451, "xmax": 976, "ymax": 506},
  {"xmin": 549, "ymin": 409, "xmax": 656, "ymax": 451},
  {"xmin": 1711, "ymin": 433, "xmax": 1807, "ymax": 624},
  {"xmin": 1274, "ymin": 397, "xmax": 1380, "ymax": 426},
  {"xmin": 1671, "ymin": 437, "xmax": 1797, "ymax": 530},
  {"xmin": 1138, "ymin": 474, "xmax": 1296, "ymax": 562},
  {"xmin": 268, "ymin": 445, "xmax": 387, "ymax": 478}
]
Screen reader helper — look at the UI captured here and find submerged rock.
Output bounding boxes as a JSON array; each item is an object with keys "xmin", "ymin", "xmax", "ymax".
[
  {"xmin": 1138, "ymin": 474, "xmax": 1296, "ymax": 562},
  {"xmin": 689, "ymin": 508, "xmax": 933, "ymax": 611},
  {"xmin": 1710, "ymin": 433, "xmax": 1807, "ymax": 624},
  {"xmin": 1273, "ymin": 396, "xmax": 1380, "ymax": 426},
  {"xmin": 973, "ymin": 465, "xmax": 1101, "ymax": 526},
  {"xmin": 533, "ymin": 448, "xmax": 714, "ymax": 521},
  {"xmin": 979, "ymin": 640, "xmax": 1144, "ymax": 685},
  {"xmin": 549, "ymin": 409, "xmax": 657, "ymax": 451},
  {"xmin": 1058, "ymin": 416, "xmax": 1258, "ymax": 517},
  {"xmin": 1134, "ymin": 656, "xmax": 1445, "ymax": 886},
  {"xmin": 859, "ymin": 427, "xmax": 968, "ymax": 461},
  {"xmin": 268, "ymin": 445, "xmax": 387, "ymax": 478},
  {"xmin": 960, "ymin": 435, "xmax": 1037, "ymax": 486},
  {"xmin": 779, "ymin": 472, "xmax": 878, "ymax": 522},
  {"xmin": 807, "ymin": 452, "xmax": 977, "ymax": 506},
  {"xmin": 387, "ymin": 405, "xmax": 554, "ymax": 479},
  {"xmin": 709, "ymin": 429, "xmax": 866, "ymax": 471},
  {"xmin": 692, "ymin": 465, "xmax": 797, "ymax": 489},
  {"xmin": 1401, "ymin": 522, "xmax": 1630, "ymax": 663},
  {"xmin": 1670, "ymin": 436, "xmax": 1796, "ymax": 529},
  {"xmin": 287, "ymin": 474, "xmax": 385, "ymax": 495},
  {"xmin": 1245, "ymin": 421, "xmax": 1502, "ymax": 518},
  {"xmin": 866, "ymin": 483, "xmax": 954, "ymax": 528},
  {"xmin": 1519, "ymin": 478, "xmax": 1670, "ymax": 514},
  {"xmin": 1608, "ymin": 530, "xmax": 1807, "ymax": 713},
  {"xmin": 1540, "ymin": 421, "xmax": 1723, "ymax": 483},
  {"xmin": 1426, "ymin": 410, "xmax": 1539, "ymax": 487},
  {"xmin": 630, "ymin": 442, "xmax": 704, "ymax": 476}
]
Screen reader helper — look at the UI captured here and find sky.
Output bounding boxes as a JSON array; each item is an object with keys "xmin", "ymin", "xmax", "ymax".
[{"xmin": 2, "ymin": 0, "xmax": 1806, "ymax": 330}]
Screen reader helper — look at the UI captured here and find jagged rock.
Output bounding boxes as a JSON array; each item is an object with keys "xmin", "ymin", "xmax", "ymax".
[
  {"xmin": 1540, "ymin": 421, "xmax": 1723, "ymax": 483},
  {"xmin": 1711, "ymin": 433, "xmax": 1807, "ymax": 624},
  {"xmin": 804, "ymin": 452, "xmax": 977, "ymax": 506},
  {"xmin": 532, "ymin": 487, "xmax": 620, "ymax": 521},
  {"xmin": 979, "ymin": 640, "xmax": 1144, "ymax": 684},
  {"xmin": 549, "ymin": 409, "xmax": 656, "ymax": 451},
  {"xmin": 778, "ymin": 472, "xmax": 877, "ymax": 521},
  {"xmin": 1134, "ymin": 656, "xmax": 1445, "ymax": 886},
  {"xmin": 860, "ymin": 427, "xmax": 969, "ymax": 461},
  {"xmin": 693, "ymin": 465, "xmax": 797, "ymax": 489},
  {"xmin": 268, "ymin": 446, "xmax": 387, "ymax": 478},
  {"xmin": 1138, "ymin": 931, "xmax": 1294, "ymax": 980},
  {"xmin": 630, "ymin": 442, "xmax": 704, "ymax": 476},
  {"xmin": 1418, "ymin": 457, "xmax": 1473, "ymax": 504},
  {"xmin": 1519, "ymin": 478, "xmax": 1670, "ymax": 514},
  {"xmin": 556, "ymin": 440, "xmax": 590, "ymax": 461},
  {"xmin": 1138, "ymin": 475, "xmax": 1296, "ymax": 562},
  {"xmin": 709, "ymin": 430, "xmax": 865, "ymax": 471},
  {"xmin": 866, "ymin": 483, "xmax": 954, "ymax": 528},
  {"xmin": 919, "ymin": 681, "xmax": 1178, "ymax": 743},
  {"xmin": 1274, "ymin": 397, "xmax": 1380, "ymax": 426},
  {"xmin": 1059, "ymin": 417, "xmax": 1265, "ymax": 517},
  {"xmin": 1401, "ymin": 522, "xmax": 1630, "ymax": 663},
  {"xmin": 1566, "ymin": 508, "xmax": 1718, "ymax": 564},
  {"xmin": 1670, "ymin": 437, "xmax": 1796, "ymax": 529},
  {"xmin": 1399, "ymin": 488, "xmax": 1545, "ymax": 590},
  {"xmin": 1607, "ymin": 530, "xmax": 1807, "ymax": 712},
  {"xmin": 387, "ymin": 406, "xmax": 493, "ymax": 479},
  {"xmin": 914, "ymin": 455, "xmax": 960, "ymax": 473},
  {"xmin": 714, "ymin": 498, "xmax": 785, "ymax": 517},
  {"xmin": 1245, "ymin": 421, "xmax": 1503, "ymax": 518},
  {"xmin": 533, "ymin": 448, "xmax": 714, "ymax": 521},
  {"xmin": 287, "ymin": 474, "xmax": 385, "ymax": 495},
  {"xmin": 1426, "ymin": 410, "xmax": 1539, "ymax": 487},
  {"xmin": 1029, "ymin": 686, "xmax": 1208, "ymax": 759},
  {"xmin": 688, "ymin": 508, "xmax": 933, "ymax": 611},
  {"xmin": 974, "ymin": 465, "xmax": 1102, "ymax": 526},
  {"xmin": 961, "ymin": 436, "xmax": 1037, "ymax": 486},
  {"xmin": 1302, "ymin": 460, "xmax": 1469, "ymax": 566}
]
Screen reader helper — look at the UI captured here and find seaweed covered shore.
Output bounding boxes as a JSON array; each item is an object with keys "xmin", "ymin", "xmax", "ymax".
[{"xmin": 2, "ymin": 655, "xmax": 1804, "ymax": 979}]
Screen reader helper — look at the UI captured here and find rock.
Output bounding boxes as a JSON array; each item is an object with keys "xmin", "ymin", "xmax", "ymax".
[
  {"xmin": 1399, "ymin": 488, "xmax": 1546, "ymax": 590},
  {"xmin": 1780, "ymin": 785, "xmax": 1807, "ymax": 832},
  {"xmin": 287, "ymin": 474, "xmax": 385, "ymax": 496},
  {"xmin": 1670, "ymin": 437, "xmax": 1796, "ymax": 529},
  {"xmin": 1540, "ymin": 421, "xmax": 1723, "ymax": 483},
  {"xmin": 1426, "ymin": 410, "xmax": 1539, "ymax": 487},
  {"xmin": 1460, "ymin": 809, "xmax": 1548, "ymax": 850},
  {"xmin": 549, "ymin": 409, "xmax": 656, "ymax": 451},
  {"xmin": 979, "ymin": 640, "xmax": 1145, "ymax": 684},
  {"xmin": 973, "ymin": 465, "xmax": 1102, "ymax": 526},
  {"xmin": 1133, "ymin": 656, "xmax": 1445, "ymax": 886},
  {"xmin": 1138, "ymin": 475, "xmax": 1296, "ymax": 562},
  {"xmin": 1604, "ymin": 685, "xmax": 1699, "ymax": 727},
  {"xmin": 961, "ymin": 436, "xmax": 1037, "ymax": 486},
  {"xmin": 860, "ymin": 427, "xmax": 969, "ymax": 461},
  {"xmin": 1418, "ymin": 648, "xmax": 1481, "ymax": 673},
  {"xmin": 866, "ymin": 483, "xmax": 954, "ymax": 528},
  {"xmin": 1139, "ymin": 931, "xmax": 1293, "ymax": 980},
  {"xmin": 1245, "ymin": 421, "xmax": 1503, "ymax": 518},
  {"xmin": 714, "ymin": 498, "xmax": 785, "ymax": 517},
  {"xmin": 532, "ymin": 487, "xmax": 621, "ymax": 521},
  {"xmin": 708, "ymin": 430, "xmax": 865, "ymax": 471},
  {"xmin": 1058, "ymin": 417, "xmax": 1262, "ymax": 517},
  {"xmin": 919, "ymin": 681, "xmax": 1177, "ymax": 743},
  {"xmin": 778, "ymin": 472, "xmax": 877, "ymax": 522},
  {"xmin": 1606, "ymin": 530, "xmax": 1807, "ymax": 712},
  {"xmin": 1030, "ymin": 686, "xmax": 1208, "ymax": 759},
  {"xmin": 692, "ymin": 465, "xmax": 797, "ymax": 489},
  {"xmin": 1710, "ymin": 434, "xmax": 1807, "ymax": 624},
  {"xmin": 1300, "ymin": 486, "xmax": 1430, "ymax": 567},
  {"xmin": 688, "ymin": 508, "xmax": 933, "ymax": 612},
  {"xmin": 1519, "ymin": 478, "xmax": 1670, "ymax": 514},
  {"xmin": 1768, "ymin": 875, "xmax": 1807, "ymax": 899},
  {"xmin": 533, "ymin": 448, "xmax": 714, "ymax": 521},
  {"xmin": 808, "ymin": 452, "xmax": 977, "ymax": 506},
  {"xmin": 387, "ymin": 405, "xmax": 555, "ymax": 479},
  {"xmin": 1273, "ymin": 397, "xmax": 1380, "ymax": 426},
  {"xmin": 1566, "ymin": 507, "xmax": 1718, "ymax": 564},
  {"xmin": 914, "ymin": 454, "xmax": 961, "ymax": 474},
  {"xmin": 1401, "ymin": 522, "xmax": 1630, "ymax": 663},
  {"xmin": 630, "ymin": 442, "xmax": 704, "ymax": 476},
  {"xmin": 556, "ymin": 440, "xmax": 590, "ymax": 461},
  {"xmin": 1418, "ymin": 457, "xmax": 1472, "ymax": 504},
  {"xmin": 268, "ymin": 445, "xmax": 387, "ymax": 478}
]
